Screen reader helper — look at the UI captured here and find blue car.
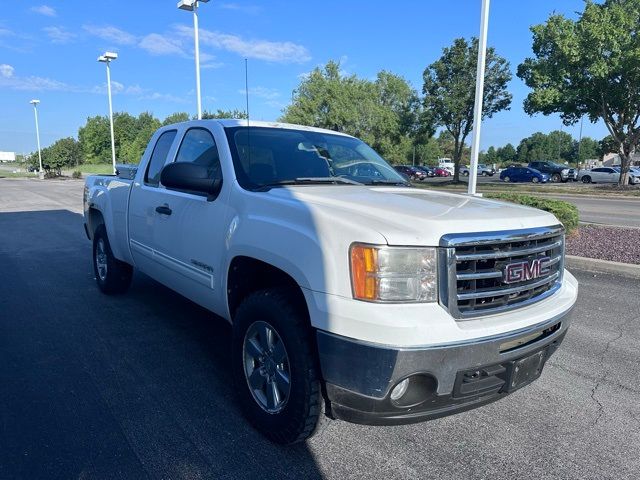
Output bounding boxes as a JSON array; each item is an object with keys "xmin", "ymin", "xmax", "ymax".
[{"xmin": 500, "ymin": 167, "xmax": 549, "ymax": 183}]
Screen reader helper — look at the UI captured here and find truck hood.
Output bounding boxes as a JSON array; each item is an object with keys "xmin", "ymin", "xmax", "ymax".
[{"xmin": 268, "ymin": 186, "xmax": 560, "ymax": 246}]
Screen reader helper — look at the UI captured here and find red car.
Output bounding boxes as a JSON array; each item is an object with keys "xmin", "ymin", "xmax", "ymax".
[{"xmin": 433, "ymin": 167, "xmax": 451, "ymax": 177}]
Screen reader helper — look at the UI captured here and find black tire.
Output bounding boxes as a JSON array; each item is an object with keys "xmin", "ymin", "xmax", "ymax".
[
  {"xmin": 232, "ymin": 289, "xmax": 321, "ymax": 444},
  {"xmin": 463, "ymin": 171, "xmax": 469, "ymax": 176},
  {"xmin": 532, "ymin": 177, "xmax": 540, "ymax": 183},
  {"xmin": 503, "ymin": 176, "xmax": 510, "ymax": 182},
  {"xmin": 582, "ymin": 175, "xmax": 592, "ymax": 184},
  {"xmin": 93, "ymin": 224, "xmax": 133, "ymax": 294},
  {"xmin": 481, "ymin": 171, "xmax": 487, "ymax": 176},
  {"xmin": 551, "ymin": 173, "xmax": 561, "ymax": 183}
]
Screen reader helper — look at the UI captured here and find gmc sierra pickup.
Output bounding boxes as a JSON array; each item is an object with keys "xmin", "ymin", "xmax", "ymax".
[{"xmin": 83, "ymin": 120, "xmax": 578, "ymax": 444}]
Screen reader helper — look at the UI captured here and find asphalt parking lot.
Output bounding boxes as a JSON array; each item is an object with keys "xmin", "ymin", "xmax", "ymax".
[{"xmin": 1, "ymin": 178, "xmax": 639, "ymax": 480}]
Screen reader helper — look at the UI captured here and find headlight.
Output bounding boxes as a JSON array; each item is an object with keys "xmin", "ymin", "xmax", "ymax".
[{"xmin": 350, "ymin": 244, "xmax": 437, "ymax": 303}]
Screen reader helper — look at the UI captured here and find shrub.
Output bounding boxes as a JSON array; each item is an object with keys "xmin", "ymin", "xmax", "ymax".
[
  {"xmin": 486, "ymin": 193, "xmax": 579, "ymax": 234},
  {"xmin": 72, "ymin": 170, "xmax": 82, "ymax": 179}
]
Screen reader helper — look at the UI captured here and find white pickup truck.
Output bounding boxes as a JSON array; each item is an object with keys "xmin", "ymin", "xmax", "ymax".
[{"xmin": 83, "ymin": 119, "xmax": 578, "ymax": 444}]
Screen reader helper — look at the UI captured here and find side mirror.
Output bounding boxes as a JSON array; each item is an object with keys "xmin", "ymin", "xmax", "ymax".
[{"xmin": 160, "ymin": 162, "xmax": 222, "ymax": 201}]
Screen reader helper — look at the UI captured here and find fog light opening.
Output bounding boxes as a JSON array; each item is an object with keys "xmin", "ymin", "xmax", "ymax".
[{"xmin": 390, "ymin": 378, "xmax": 410, "ymax": 401}]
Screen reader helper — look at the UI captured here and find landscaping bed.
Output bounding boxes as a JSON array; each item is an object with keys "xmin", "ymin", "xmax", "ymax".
[{"xmin": 566, "ymin": 224, "xmax": 640, "ymax": 265}]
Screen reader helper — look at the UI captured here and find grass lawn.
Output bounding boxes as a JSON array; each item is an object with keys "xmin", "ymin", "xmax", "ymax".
[{"xmin": 64, "ymin": 164, "xmax": 117, "ymax": 175}]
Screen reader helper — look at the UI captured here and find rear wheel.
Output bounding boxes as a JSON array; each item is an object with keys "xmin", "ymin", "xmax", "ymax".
[
  {"xmin": 463, "ymin": 171, "xmax": 469, "ymax": 176},
  {"xmin": 503, "ymin": 176, "xmax": 510, "ymax": 182},
  {"xmin": 582, "ymin": 175, "xmax": 592, "ymax": 184},
  {"xmin": 232, "ymin": 289, "xmax": 321, "ymax": 444},
  {"xmin": 93, "ymin": 225, "xmax": 133, "ymax": 294},
  {"xmin": 532, "ymin": 177, "xmax": 540, "ymax": 183},
  {"xmin": 551, "ymin": 173, "xmax": 561, "ymax": 183}
]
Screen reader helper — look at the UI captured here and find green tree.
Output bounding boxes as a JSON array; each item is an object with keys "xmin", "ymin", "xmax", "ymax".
[
  {"xmin": 280, "ymin": 60, "xmax": 424, "ymax": 164},
  {"xmin": 496, "ymin": 143, "xmax": 517, "ymax": 164},
  {"xmin": 40, "ymin": 137, "xmax": 82, "ymax": 173},
  {"xmin": 517, "ymin": 0, "xmax": 640, "ymax": 184},
  {"xmin": 484, "ymin": 146, "xmax": 498, "ymax": 164},
  {"xmin": 572, "ymin": 136, "xmax": 600, "ymax": 164},
  {"xmin": 414, "ymin": 137, "xmax": 442, "ymax": 166},
  {"xmin": 598, "ymin": 135, "xmax": 618, "ymax": 160},
  {"xmin": 163, "ymin": 112, "xmax": 191, "ymax": 125},
  {"xmin": 119, "ymin": 112, "xmax": 161, "ymax": 164},
  {"xmin": 113, "ymin": 112, "xmax": 138, "ymax": 161},
  {"xmin": 78, "ymin": 115, "xmax": 111, "ymax": 164},
  {"xmin": 202, "ymin": 109, "xmax": 248, "ymax": 119},
  {"xmin": 423, "ymin": 37, "xmax": 512, "ymax": 181}
]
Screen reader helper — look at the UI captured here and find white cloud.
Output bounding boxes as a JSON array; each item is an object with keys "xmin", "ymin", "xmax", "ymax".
[
  {"xmin": 139, "ymin": 33, "xmax": 185, "ymax": 56},
  {"xmin": 43, "ymin": 26, "xmax": 76, "ymax": 44},
  {"xmin": 138, "ymin": 92, "xmax": 187, "ymax": 103},
  {"xmin": 31, "ymin": 5, "xmax": 56, "ymax": 17},
  {"xmin": 0, "ymin": 71, "xmax": 73, "ymax": 92},
  {"xmin": 0, "ymin": 64, "xmax": 15, "ymax": 78},
  {"xmin": 238, "ymin": 86, "xmax": 281, "ymax": 100},
  {"xmin": 219, "ymin": 3, "xmax": 262, "ymax": 14},
  {"xmin": 176, "ymin": 25, "xmax": 311, "ymax": 63},
  {"xmin": 83, "ymin": 24, "xmax": 138, "ymax": 45}
]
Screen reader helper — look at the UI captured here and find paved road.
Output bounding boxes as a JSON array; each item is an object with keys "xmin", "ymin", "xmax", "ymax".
[
  {"xmin": 542, "ymin": 194, "xmax": 640, "ymax": 228},
  {"xmin": 1, "ymin": 178, "xmax": 639, "ymax": 479}
]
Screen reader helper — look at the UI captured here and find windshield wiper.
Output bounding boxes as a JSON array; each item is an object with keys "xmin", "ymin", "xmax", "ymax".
[
  {"xmin": 366, "ymin": 179, "xmax": 410, "ymax": 186},
  {"xmin": 256, "ymin": 177, "xmax": 363, "ymax": 191}
]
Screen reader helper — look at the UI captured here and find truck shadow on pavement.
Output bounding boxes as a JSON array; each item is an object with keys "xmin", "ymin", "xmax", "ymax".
[{"xmin": 0, "ymin": 209, "xmax": 324, "ymax": 480}]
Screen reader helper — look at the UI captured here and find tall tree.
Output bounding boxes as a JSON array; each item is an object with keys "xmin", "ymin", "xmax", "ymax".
[
  {"xmin": 78, "ymin": 115, "xmax": 111, "ymax": 164},
  {"xmin": 517, "ymin": 0, "xmax": 640, "ymax": 185},
  {"xmin": 163, "ymin": 112, "xmax": 191, "ymax": 125},
  {"xmin": 497, "ymin": 143, "xmax": 517, "ymax": 164},
  {"xmin": 423, "ymin": 37, "xmax": 512, "ymax": 181},
  {"xmin": 280, "ymin": 61, "xmax": 424, "ymax": 164},
  {"xmin": 40, "ymin": 137, "xmax": 83, "ymax": 173},
  {"xmin": 202, "ymin": 109, "xmax": 248, "ymax": 119}
]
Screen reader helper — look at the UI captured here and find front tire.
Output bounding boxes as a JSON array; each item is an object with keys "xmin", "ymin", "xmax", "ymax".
[
  {"xmin": 582, "ymin": 176, "xmax": 592, "ymax": 184},
  {"xmin": 503, "ymin": 176, "xmax": 510, "ymax": 182},
  {"xmin": 232, "ymin": 289, "xmax": 321, "ymax": 444},
  {"xmin": 551, "ymin": 173, "xmax": 561, "ymax": 183},
  {"xmin": 93, "ymin": 225, "xmax": 133, "ymax": 294},
  {"xmin": 532, "ymin": 177, "xmax": 540, "ymax": 183}
]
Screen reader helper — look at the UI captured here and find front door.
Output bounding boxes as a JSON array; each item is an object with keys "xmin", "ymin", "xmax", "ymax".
[{"xmin": 146, "ymin": 126, "xmax": 228, "ymax": 311}]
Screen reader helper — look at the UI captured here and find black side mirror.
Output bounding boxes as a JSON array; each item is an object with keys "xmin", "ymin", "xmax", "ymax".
[{"xmin": 160, "ymin": 162, "xmax": 222, "ymax": 201}]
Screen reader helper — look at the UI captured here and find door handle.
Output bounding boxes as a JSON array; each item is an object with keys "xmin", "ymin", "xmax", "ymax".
[{"xmin": 155, "ymin": 205, "xmax": 172, "ymax": 216}]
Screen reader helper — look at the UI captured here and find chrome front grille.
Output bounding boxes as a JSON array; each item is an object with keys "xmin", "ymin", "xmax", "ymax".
[{"xmin": 439, "ymin": 225, "xmax": 565, "ymax": 319}]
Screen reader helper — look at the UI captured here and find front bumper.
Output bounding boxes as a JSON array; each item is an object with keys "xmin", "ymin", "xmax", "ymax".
[{"xmin": 317, "ymin": 306, "xmax": 572, "ymax": 426}]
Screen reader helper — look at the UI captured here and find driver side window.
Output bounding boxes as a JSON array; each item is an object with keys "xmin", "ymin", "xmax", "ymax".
[{"xmin": 174, "ymin": 128, "xmax": 222, "ymax": 180}]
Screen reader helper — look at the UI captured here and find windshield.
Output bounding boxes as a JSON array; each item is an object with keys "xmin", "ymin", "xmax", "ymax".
[{"xmin": 224, "ymin": 126, "xmax": 407, "ymax": 190}]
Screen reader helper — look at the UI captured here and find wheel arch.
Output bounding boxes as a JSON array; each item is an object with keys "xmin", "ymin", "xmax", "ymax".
[{"xmin": 226, "ymin": 256, "xmax": 310, "ymax": 323}]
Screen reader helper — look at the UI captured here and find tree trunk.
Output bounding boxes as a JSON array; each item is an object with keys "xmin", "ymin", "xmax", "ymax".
[{"xmin": 618, "ymin": 143, "xmax": 632, "ymax": 186}]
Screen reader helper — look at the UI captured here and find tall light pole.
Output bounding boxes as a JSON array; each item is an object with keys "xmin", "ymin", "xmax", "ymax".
[
  {"xmin": 98, "ymin": 52, "xmax": 118, "ymax": 174},
  {"xmin": 468, "ymin": 0, "xmax": 490, "ymax": 196},
  {"xmin": 178, "ymin": 0, "xmax": 209, "ymax": 120},
  {"xmin": 29, "ymin": 99, "xmax": 43, "ymax": 175}
]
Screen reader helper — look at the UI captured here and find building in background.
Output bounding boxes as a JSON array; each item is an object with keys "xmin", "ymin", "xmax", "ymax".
[
  {"xmin": 603, "ymin": 152, "xmax": 640, "ymax": 167},
  {"xmin": 0, "ymin": 151, "xmax": 16, "ymax": 163}
]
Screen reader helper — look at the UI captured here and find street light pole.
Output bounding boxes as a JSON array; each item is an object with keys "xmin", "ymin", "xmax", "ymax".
[
  {"xmin": 178, "ymin": 0, "xmax": 209, "ymax": 120},
  {"xmin": 30, "ymin": 99, "xmax": 43, "ymax": 174},
  {"xmin": 98, "ymin": 52, "xmax": 118, "ymax": 174},
  {"xmin": 468, "ymin": 0, "xmax": 490, "ymax": 196}
]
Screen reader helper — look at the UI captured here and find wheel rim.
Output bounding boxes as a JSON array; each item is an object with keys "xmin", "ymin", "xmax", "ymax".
[
  {"xmin": 243, "ymin": 321, "xmax": 291, "ymax": 414},
  {"xmin": 504, "ymin": 176, "xmax": 510, "ymax": 182},
  {"xmin": 95, "ymin": 239, "xmax": 108, "ymax": 281},
  {"xmin": 533, "ymin": 177, "xmax": 539, "ymax": 183}
]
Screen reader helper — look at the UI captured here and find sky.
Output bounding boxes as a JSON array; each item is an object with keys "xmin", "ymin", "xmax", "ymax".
[{"xmin": 1, "ymin": 0, "xmax": 609, "ymax": 154}]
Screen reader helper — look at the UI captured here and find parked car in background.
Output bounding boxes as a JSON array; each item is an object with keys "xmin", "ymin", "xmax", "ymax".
[
  {"xmin": 433, "ymin": 167, "xmax": 451, "ymax": 177},
  {"xmin": 567, "ymin": 168, "xmax": 579, "ymax": 181},
  {"xmin": 500, "ymin": 167, "xmax": 549, "ymax": 183},
  {"xmin": 528, "ymin": 161, "xmax": 570, "ymax": 183},
  {"xmin": 460, "ymin": 164, "xmax": 496, "ymax": 176},
  {"xmin": 578, "ymin": 167, "xmax": 640, "ymax": 184},
  {"xmin": 394, "ymin": 165, "xmax": 427, "ymax": 181},
  {"xmin": 437, "ymin": 158, "xmax": 455, "ymax": 175},
  {"xmin": 413, "ymin": 165, "xmax": 435, "ymax": 177},
  {"xmin": 612, "ymin": 167, "xmax": 640, "ymax": 184}
]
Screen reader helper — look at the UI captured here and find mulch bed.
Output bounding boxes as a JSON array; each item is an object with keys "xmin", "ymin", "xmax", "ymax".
[{"xmin": 566, "ymin": 224, "xmax": 640, "ymax": 265}]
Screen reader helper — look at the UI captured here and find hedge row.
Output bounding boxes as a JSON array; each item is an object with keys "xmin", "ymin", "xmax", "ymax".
[{"xmin": 486, "ymin": 193, "xmax": 579, "ymax": 235}]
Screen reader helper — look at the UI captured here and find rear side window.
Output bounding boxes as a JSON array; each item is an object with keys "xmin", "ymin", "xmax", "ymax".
[
  {"xmin": 145, "ymin": 130, "xmax": 177, "ymax": 186},
  {"xmin": 174, "ymin": 128, "xmax": 221, "ymax": 180}
]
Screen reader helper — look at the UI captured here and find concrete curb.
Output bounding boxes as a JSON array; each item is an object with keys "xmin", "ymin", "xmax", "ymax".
[{"xmin": 566, "ymin": 255, "xmax": 640, "ymax": 278}]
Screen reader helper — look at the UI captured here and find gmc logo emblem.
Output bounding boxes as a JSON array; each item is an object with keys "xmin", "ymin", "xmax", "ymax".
[{"xmin": 503, "ymin": 257, "xmax": 550, "ymax": 284}]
